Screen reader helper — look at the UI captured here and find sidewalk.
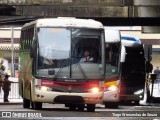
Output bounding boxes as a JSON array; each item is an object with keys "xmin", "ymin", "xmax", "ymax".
[{"xmin": 0, "ymin": 99, "xmax": 22, "ymax": 105}]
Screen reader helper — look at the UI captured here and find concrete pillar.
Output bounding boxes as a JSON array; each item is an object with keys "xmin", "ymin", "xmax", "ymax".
[
  {"xmin": 134, "ymin": 0, "xmax": 160, "ymax": 6},
  {"xmin": 0, "ymin": 0, "xmax": 123, "ymax": 6},
  {"xmin": 134, "ymin": 0, "xmax": 160, "ymax": 33},
  {"xmin": 138, "ymin": 7, "xmax": 160, "ymax": 17},
  {"xmin": 142, "ymin": 26, "xmax": 160, "ymax": 33}
]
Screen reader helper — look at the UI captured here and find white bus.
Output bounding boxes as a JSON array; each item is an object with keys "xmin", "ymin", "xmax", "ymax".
[
  {"xmin": 103, "ymin": 33, "xmax": 146, "ymax": 107},
  {"xmin": 120, "ymin": 34, "xmax": 146, "ymax": 104},
  {"xmin": 19, "ymin": 17, "xmax": 106, "ymax": 112},
  {"xmin": 103, "ymin": 28, "xmax": 122, "ymax": 108}
]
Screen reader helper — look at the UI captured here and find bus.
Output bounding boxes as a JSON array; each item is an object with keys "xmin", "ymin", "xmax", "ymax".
[
  {"xmin": 19, "ymin": 17, "xmax": 106, "ymax": 112},
  {"xmin": 120, "ymin": 34, "xmax": 146, "ymax": 104},
  {"xmin": 103, "ymin": 28, "xmax": 122, "ymax": 108}
]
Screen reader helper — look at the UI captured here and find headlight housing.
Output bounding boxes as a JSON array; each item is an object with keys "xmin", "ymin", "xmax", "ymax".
[
  {"xmin": 104, "ymin": 80, "xmax": 119, "ymax": 92},
  {"xmin": 88, "ymin": 87, "xmax": 100, "ymax": 93},
  {"xmin": 108, "ymin": 85, "xmax": 117, "ymax": 91},
  {"xmin": 105, "ymin": 85, "xmax": 118, "ymax": 91},
  {"xmin": 36, "ymin": 85, "xmax": 52, "ymax": 91}
]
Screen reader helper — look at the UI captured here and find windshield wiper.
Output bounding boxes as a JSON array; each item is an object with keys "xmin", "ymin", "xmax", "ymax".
[
  {"xmin": 54, "ymin": 58, "xmax": 70, "ymax": 80},
  {"xmin": 74, "ymin": 58, "xmax": 88, "ymax": 81},
  {"xmin": 53, "ymin": 58, "xmax": 88, "ymax": 81}
]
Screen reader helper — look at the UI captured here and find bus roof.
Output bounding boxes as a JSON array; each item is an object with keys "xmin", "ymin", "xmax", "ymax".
[
  {"xmin": 22, "ymin": 17, "xmax": 104, "ymax": 29},
  {"xmin": 121, "ymin": 34, "xmax": 142, "ymax": 47}
]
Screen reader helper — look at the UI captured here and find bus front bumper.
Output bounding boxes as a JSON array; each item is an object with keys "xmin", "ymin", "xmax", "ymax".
[
  {"xmin": 103, "ymin": 90, "xmax": 119, "ymax": 102},
  {"xmin": 32, "ymin": 89, "xmax": 103, "ymax": 104}
]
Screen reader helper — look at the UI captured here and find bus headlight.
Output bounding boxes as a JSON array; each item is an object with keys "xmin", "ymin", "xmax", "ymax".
[
  {"xmin": 104, "ymin": 80, "xmax": 119, "ymax": 92},
  {"xmin": 89, "ymin": 87, "xmax": 99, "ymax": 93},
  {"xmin": 36, "ymin": 85, "xmax": 52, "ymax": 91}
]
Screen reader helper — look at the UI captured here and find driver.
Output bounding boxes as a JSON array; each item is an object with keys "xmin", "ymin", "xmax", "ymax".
[{"xmin": 80, "ymin": 50, "xmax": 94, "ymax": 62}]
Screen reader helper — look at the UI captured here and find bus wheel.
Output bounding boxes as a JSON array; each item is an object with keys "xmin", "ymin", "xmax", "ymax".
[
  {"xmin": 69, "ymin": 104, "xmax": 77, "ymax": 111},
  {"xmin": 104, "ymin": 102, "xmax": 118, "ymax": 109},
  {"xmin": 31, "ymin": 101, "xmax": 34, "ymax": 109},
  {"xmin": 33, "ymin": 102, "xmax": 42, "ymax": 110},
  {"xmin": 87, "ymin": 104, "xmax": 95, "ymax": 112},
  {"xmin": 77, "ymin": 104, "xmax": 85, "ymax": 111},
  {"xmin": 65, "ymin": 104, "xmax": 69, "ymax": 107},
  {"xmin": 23, "ymin": 98, "xmax": 30, "ymax": 108}
]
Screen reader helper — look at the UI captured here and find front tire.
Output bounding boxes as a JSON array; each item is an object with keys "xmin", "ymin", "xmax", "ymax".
[
  {"xmin": 87, "ymin": 104, "xmax": 95, "ymax": 112},
  {"xmin": 77, "ymin": 104, "xmax": 85, "ymax": 111},
  {"xmin": 104, "ymin": 102, "xmax": 118, "ymax": 109},
  {"xmin": 69, "ymin": 104, "xmax": 77, "ymax": 111},
  {"xmin": 32, "ymin": 102, "xmax": 42, "ymax": 110},
  {"xmin": 23, "ymin": 98, "xmax": 30, "ymax": 108}
]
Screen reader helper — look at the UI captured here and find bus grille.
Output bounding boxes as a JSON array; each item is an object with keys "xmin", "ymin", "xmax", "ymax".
[{"xmin": 54, "ymin": 95, "xmax": 84, "ymax": 104}]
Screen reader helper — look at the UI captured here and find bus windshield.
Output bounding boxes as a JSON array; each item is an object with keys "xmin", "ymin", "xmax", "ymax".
[
  {"xmin": 122, "ymin": 45, "xmax": 145, "ymax": 75},
  {"xmin": 36, "ymin": 27, "xmax": 104, "ymax": 80},
  {"xmin": 105, "ymin": 43, "xmax": 120, "ymax": 79}
]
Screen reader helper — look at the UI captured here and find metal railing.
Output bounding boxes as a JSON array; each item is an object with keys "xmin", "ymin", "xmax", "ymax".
[{"xmin": 0, "ymin": 82, "xmax": 22, "ymax": 99}]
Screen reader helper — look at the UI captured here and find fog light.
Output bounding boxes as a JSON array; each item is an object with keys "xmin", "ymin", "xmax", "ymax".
[{"xmin": 37, "ymin": 94, "xmax": 40, "ymax": 97}]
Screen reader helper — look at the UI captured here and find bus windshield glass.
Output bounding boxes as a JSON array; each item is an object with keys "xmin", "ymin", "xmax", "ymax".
[
  {"xmin": 122, "ymin": 45, "xmax": 145, "ymax": 75},
  {"xmin": 105, "ymin": 43, "xmax": 120, "ymax": 79},
  {"xmin": 37, "ymin": 27, "xmax": 104, "ymax": 80}
]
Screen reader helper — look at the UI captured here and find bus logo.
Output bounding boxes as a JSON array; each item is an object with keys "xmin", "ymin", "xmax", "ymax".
[
  {"xmin": 68, "ymin": 85, "xmax": 72, "ymax": 91},
  {"xmin": 41, "ymin": 80, "xmax": 54, "ymax": 86}
]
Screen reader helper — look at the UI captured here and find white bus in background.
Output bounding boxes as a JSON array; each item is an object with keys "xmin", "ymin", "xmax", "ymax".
[
  {"xmin": 103, "ymin": 28, "xmax": 122, "ymax": 108},
  {"xmin": 120, "ymin": 34, "xmax": 146, "ymax": 104},
  {"xmin": 103, "ymin": 33, "xmax": 146, "ymax": 108},
  {"xmin": 19, "ymin": 17, "xmax": 106, "ymax": 112}
]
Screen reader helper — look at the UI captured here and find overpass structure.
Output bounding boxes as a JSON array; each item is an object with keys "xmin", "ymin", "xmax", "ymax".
[{"xmin": 0, "ymin": 0, "xmax": 160, "ymax": 32}]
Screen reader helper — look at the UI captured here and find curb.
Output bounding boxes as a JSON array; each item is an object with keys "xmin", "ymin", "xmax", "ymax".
[{"xmin": 0, "ymin": 102, "xmax": 22, "ymax": 105}]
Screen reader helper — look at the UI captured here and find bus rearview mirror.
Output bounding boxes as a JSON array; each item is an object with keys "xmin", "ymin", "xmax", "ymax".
[{"xmin": 121, "ymin": 45, "xmax": 126, "ymax": 62}]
